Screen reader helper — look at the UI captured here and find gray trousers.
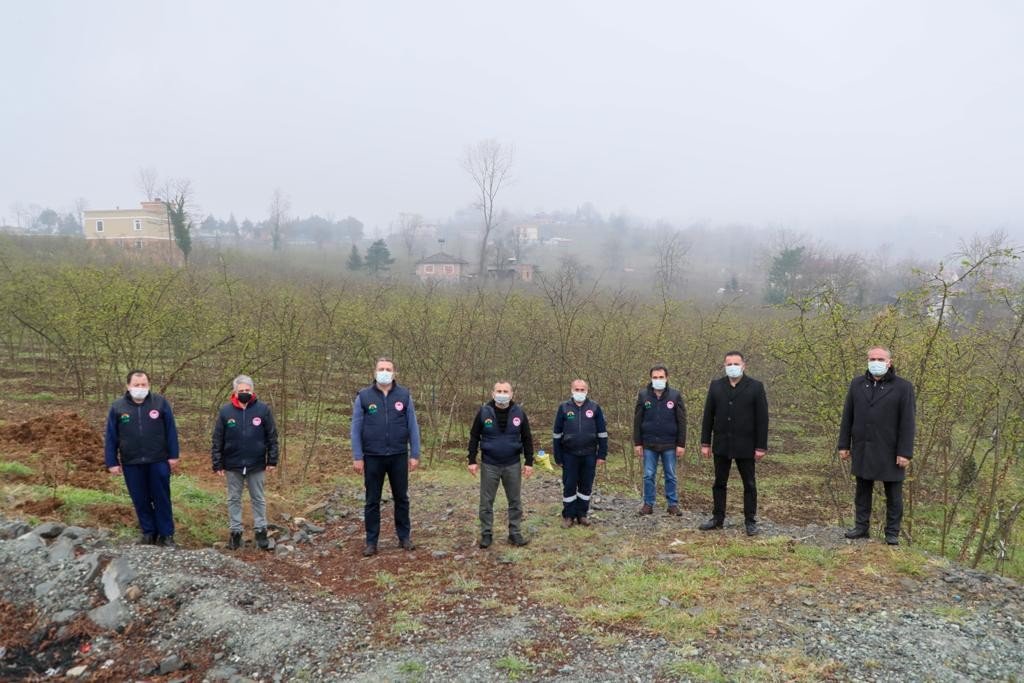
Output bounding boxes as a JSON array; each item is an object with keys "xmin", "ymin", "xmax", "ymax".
[
  {"xmin": 226, "ymin": 469, "xmax": 266, "ymax": 532},
  {"xmin": 479, "ymin": 462, "xmax": 522, "ymax": 536}
]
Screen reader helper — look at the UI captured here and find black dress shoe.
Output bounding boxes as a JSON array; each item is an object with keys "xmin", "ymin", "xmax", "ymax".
[
  {"xmin": 479, "ymin": 534, "xmax": 492, "ymax": 549},
  {"xmin": 885, "ymin": 535, "xmax": 899, "ymax": 546},
  {"xmin": 399, "ymin": 537, "xmax": 415, "ymax": 551},
  {"xmin": 508, "ymin": 534, "xmax": 530, "ymax": 547},
  {"xmin": 139, "ymin": 533, "xmax": 157, "ymax": 545},
  {"xmin": 745, "ymin": 522, "xmax": 759, "ymax": 536},
  {"xmin": 362, "ymin": 544, "xmax": 377, "ymax": 557},
  {"xmin": 157, "ymin": 535, "xmax": 177, "ymax": 548},
  {"xmin": 699, "ymin": 518, "xmax": 723, "ymax": 531},
  {"xmin": 844, "ymin": 527, "xmax": 869, "ymax": 539}
]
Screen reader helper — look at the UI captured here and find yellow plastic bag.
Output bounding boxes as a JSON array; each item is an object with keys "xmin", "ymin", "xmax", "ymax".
[{"xmin": 534, "ymin": 449, "xmax": 555, "ymax": 472}]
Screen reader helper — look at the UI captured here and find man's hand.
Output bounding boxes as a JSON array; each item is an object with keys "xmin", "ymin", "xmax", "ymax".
[
  {"xmin": 896, "ymin": 456, "xmax": 910, "ymax": 469},
  {"xmin": 596, "ymin": 459, "xmax": 606, "ymax": 466},
  {"xmin": 468, "ymin": 463, "xmax": 478, "ymax": 477},
  {"xmin": 634, "ymin": 446, "xmax": 643, "ymax": 458},
  {"xmin": 409, "ymin": 458, "xmax": 419, "ymax": 472},
  {"xmin": 754, "ymin": 449, "xmax": 766, "ymax": 462},
  {"xmin": 838, "ymin": 449, "xmax": 850, "ymax": 461},
  {"xmin": 700, "ymin": 445, "xmax": 711, "ymax": 459},
  {"xmin": 675, "ymin": 446, "xmax": 686, "ymax": 459},
  {"xmin": 168, "ymin": 458, "xmax": 180, "ymax": 474},
  {"xmin": 107, "ymin": 465, "xmax": 122, "ymax": 475},
  {"xmin": 266, "ymin": 465, "xmax": 276, "ymax": 472},
  {"xmin": 523, "ymin": 465, "xmax": 534, "ymax": 479},
  {"xmin": 353, "ymin": 459, "xmax": 364, "ymax": 474},
  {"xmin": 215, "ymin": 469, "xmax": 225, "ymax": 478}
]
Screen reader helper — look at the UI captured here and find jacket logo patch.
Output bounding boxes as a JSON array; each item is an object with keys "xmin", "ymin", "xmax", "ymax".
[
  {"xmin": 585, "ymin": 409, "xmax": 594, "ymax": 418},
  {"xmin": 512, "ymin": 416, "xmax": 522, "ymax": 427},
  {"xmin": 252, "ymin": 417, "xmax": 262, "ymax": 426},
  {"xmin": 566, "ymin": 411, "xmax": 575, "ymax": 420},
  {"xmin": 644, "ymin": 400, "xmax": 652, "ymax": 409},
  {"xmin": 666, "ymin": 401, "xmax": 675, "ymax": 409},
  {"xmin": 484, "ymin": 418, "xmax": 494, "ymax": 428},
  {"xmin": 148, "ymin": 410, "xmax": 160, "ymax": 419},
  {"xmin": 227, "ymin": 418, "xmax": 237, "ymax": 428},
  {"xmin": 119, "ymin": 413, "xmax": 130, "ymax": 424},
  {"xmin": 394, "ymin": 401, "xmax": 404, "ymax": 411},
  {"xmin": 367, "ymin": 403, "xmax": 378, "ymax": 414}
]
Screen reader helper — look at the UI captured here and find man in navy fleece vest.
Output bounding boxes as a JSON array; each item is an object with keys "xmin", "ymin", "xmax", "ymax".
[
  {"xmin": 351, "ymin": 357, "xmax": 421, "ymax": 557},
  {"xmin": 104, "ymin": 369, "xmax": 180, "ymax": 547}
]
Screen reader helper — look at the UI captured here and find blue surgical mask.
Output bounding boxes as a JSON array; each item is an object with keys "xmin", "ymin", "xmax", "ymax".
[
  {"xmin": 572, "ymin": 391, "xmax": 587, "ymax": 403},
  {"xmin": 375, "ymin": 370, "xmax": 394, "ymax": 385},
  {"xmin": 494, "ymin": 393, "xmax": 511, "ymax": 406},
  {"xmin": 725, "ymin": 365, "xmax": 743, "ymax": 379},
  {"xmin": 868, "ymin": 361, "xmax": 888, "ymax": 377},
  {"xmin": 651, "ymin": 378, "xmax": 667, "ymax": 391}
]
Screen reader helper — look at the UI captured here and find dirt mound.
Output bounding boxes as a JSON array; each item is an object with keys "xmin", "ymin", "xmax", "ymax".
[{"xmin": 0, "ymin": 412, "xmax": 105, "ymax": 464}]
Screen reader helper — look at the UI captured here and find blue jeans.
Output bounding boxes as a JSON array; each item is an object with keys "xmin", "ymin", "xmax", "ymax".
[{"xmin": 643, "ymin": 448, "xmax": 678, "ymax": 506}]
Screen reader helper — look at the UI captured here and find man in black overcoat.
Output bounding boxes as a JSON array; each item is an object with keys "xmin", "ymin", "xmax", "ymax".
[
  {"xmin": 698, "ymin": 351, "xmax": 769, "ymax": 536},
  {"xmin": 838, "ymin": 346, "xmax": 916, "ymax": 545}
]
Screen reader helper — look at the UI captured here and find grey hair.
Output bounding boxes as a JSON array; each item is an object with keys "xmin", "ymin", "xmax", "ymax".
[
  {"xmin": 232, "ymin": 374, "xmax": 255, "ymax": 391},
  {"xmin": 867, "ymin": 345, "xmax": 892, "ymax": 359}
]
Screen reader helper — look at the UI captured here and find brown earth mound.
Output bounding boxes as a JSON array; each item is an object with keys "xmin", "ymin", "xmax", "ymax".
[{"xmin": 0, "ymin": 412, "xmax": 110, "ymax": 489}]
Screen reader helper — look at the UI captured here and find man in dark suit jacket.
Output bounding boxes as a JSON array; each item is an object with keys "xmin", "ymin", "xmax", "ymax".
[
  {"xmin": 838, "ymin": 346, "xmax": 915, "ymax": 545},
  {"xmin": 699, "ymin": 351, "xmax": 769, "ymax": 536}
]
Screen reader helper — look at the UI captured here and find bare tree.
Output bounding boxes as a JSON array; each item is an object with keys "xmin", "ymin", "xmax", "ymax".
[
  {"xmin": 72, "ymin": 197, "xmax": 89, "ymax": 229},
  {"xmin": 137, "ymin": 166, "xmax": 160, "ymax": 201},
  {"xmin": 462, "ymin": 139, "xmax": 513, "ymax": 278},
  {"xmin": 268, "ymin": 189, "xmax": 290, "ymax": 251},
  {"xmin": 397, "ymin": 212, "xmax": 424, "ymax": 258}
]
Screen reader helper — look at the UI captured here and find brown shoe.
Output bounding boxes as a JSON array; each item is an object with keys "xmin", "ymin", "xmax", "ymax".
[
  {"xmin": 667, "ymin": 505, "xmax": 682, "ymax": 516},
  {"xmin": 639, "ymin": 504, "xmax": 653, "ymax": 516},
  {"xmin": 577, "ymin": 516, "xmax": 591, "ymax": 527},
  {"xmin": 560, "ymin": 517, "xmax": 574, "ymax": 529}
]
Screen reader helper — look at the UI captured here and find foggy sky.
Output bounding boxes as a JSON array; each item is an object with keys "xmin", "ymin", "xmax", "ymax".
[{"xmin": 2, "ymin": 1, "xmax": 1022, "ymax": 246}]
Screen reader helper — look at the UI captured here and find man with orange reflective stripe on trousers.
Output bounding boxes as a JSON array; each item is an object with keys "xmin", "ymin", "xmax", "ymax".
[{"xmin": 552, "ymin": 379, "xmax": 608, "ymax": 528}]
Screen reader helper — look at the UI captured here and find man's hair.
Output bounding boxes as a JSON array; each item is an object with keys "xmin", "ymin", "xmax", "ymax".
[
  {"xmin": 374, "ymin": 356, "xmax": 396, "ymax": 370},
  {"xmin": 649, "ymin": 363, "xmax": 669, "ymax": 377},
  {"xmin": 571, "ymin": 378, "xmax": 589, "ymax": 389},
  {"xmin": 232, "ymin": 374, "xmax": 255, "ymax": 391},
  {"xmin": 493, "ymin": 380, "xmax": 513, "ymax": 391},
  {"xmin": 868, "ymin": 345, "xmax": 892, "ymax": 359},
  {"xmin": 724, "ymin": 351, "xmax": 745, "ymax": 361},
  {"xmin": 126, "ymin": 369, "xmax": 149, "ymax": 384}
]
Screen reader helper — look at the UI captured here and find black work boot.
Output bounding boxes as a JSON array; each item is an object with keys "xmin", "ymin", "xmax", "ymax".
[
  {"xmin": 228, "ymin": 531, "xmax": 242, "ymax": 550},
  {"xmin": 255, "ymin": 528, "xmax": 269, "ymax": 550}
]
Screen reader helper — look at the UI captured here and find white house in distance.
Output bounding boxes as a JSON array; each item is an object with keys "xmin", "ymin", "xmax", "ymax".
[
  {"xmin": 415, "ymin": 252, "xmax": 468, "ymax": 282},
  {"xmin": 82, "ymin": 201, "xmax": 177, "ymax": 260}
]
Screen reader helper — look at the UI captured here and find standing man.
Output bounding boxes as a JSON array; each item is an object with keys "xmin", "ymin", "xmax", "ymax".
[
  {"xmin": 468, "ymin": 381, "xmax": 534, "ymax": 548},
  {"xmin": 552, "ymin": 379, "xmax": 608, "ymax": 527},
  {"xmin": 698, "ymin": 352, "xmax": 769, "ymax": 536},
  {"xmin": 104, "ymin": 369, "xmax": 180, "ymax": 547},
  {"xmin": 633, "ymin": 364, "xmax": 687, "ymax": 516},
  {"xmin": 351, "ymin": 357, "xmax": 421, "ymax": 557},
  {"xmin": 211, "ymin": 374, "xmax": 279, "ymax": 551},
  {"xmin": 838, "ymin": 346, "xmax": 916, "ymax": 545}
]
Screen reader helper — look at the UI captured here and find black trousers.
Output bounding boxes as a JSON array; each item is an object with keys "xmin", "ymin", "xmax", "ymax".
[
  {"xmin": 363, "ymin": 453, "xmax": 411, "ymax": 545},
  {"xmin": 712, "ymin": 455, "xmax": 757, "ymax": 524},
  {"xmin": 854, "ymin": 477, "xmax": 903, "ymax": 537}
]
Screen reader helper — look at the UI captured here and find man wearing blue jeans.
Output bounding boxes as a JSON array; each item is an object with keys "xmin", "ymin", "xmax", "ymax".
[{"xmin": 633, "ymin": 363, "xmax": 687, "ymax": 516}]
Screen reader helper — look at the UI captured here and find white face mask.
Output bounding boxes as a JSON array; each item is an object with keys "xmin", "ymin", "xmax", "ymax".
[
  {"xmin": 725, "ymin": 364, "xmax": 744, "ymax": 379},
  {"xmin": 493, "ymin": 393, "xmax": 511, "ymax": 407},
  {"xmin": 129, "ymin": 387, "xmax": 149, "ymax": 401},
  {"xmin": 868, "ymin": 361, "xmax": 888, "ymax": 377},
  {"xmin": 375, "ymin": 370, "xmax": 394, "ymax": 385},
  {"xmin": 572, "ymin": 391, "xmax": 588, "ymax": 403},
  {"xmin": 651, "ymin": 378, "xmax": 667, "ymax": 391}
]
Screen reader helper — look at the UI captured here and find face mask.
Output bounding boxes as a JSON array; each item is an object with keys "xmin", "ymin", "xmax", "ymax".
[
  {"xmin": 236, "ymin": 392, "xmax": 252, "ymax": 404},
  {"xmin": 725, "ymin": 365, "xmax": 743, "ymax": 379},
  {"xmin": 375, "ymin": 370, "xmax": 394, "ymax": 385},
  {"xmin": 868, "ymin": 361, "xmax": 888, "ymax": 377},
  {"xmin": 129, "ymin": 387, "xmax": 149, "ymax": 401},
  {"xmin": 572, "ymin": 391, "xmax": 587, "ymax": 403},
  {"xmin": 651, "ymin": 378, "xmax": 667, "ymax": 391},
  {"xmin": 494, "ymin": 393, "xmax": 511, "ymax": 407}
]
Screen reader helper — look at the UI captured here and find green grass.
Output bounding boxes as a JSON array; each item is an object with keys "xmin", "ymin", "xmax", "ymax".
[
  {"xmin": 0, "ymin": 461, "xmax": 34, "ymax": 478},
  {"xmin": 448, "ymin": 572, "xmax": 481, "ymax": 592},
  {"xmin": 375, "ymin": 571, "xmax": 397, "ymax": 590},
  {"xmin": 494, "ymin": 655, "xmax": 532, "ymax": 680},
  {"xmin": 390, "ymin": 610, "xmax": 425, "ymax": 636},
  {"xmin": 662, "ymin": 659, "xmax": 728, "ymax": 682}
]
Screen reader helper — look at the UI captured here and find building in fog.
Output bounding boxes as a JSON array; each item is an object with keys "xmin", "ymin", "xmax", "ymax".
[
  {"xmin": 415, "ymin": 252, "xmax": 468, "ymax": 282},
  {"xmin": 83, "ymin": 201, "xmax": 177, "ymax": 261}
]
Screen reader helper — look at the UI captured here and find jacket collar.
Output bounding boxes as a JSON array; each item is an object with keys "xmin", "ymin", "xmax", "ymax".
[{"xmin": 231, "ymin": 393, "xmax": 258, "ymax": 410}]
